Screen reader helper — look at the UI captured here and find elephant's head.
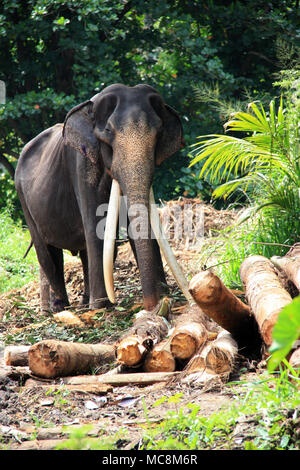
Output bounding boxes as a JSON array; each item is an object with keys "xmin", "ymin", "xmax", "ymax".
[{"xmin": 63, "ymin": 84, "xmax": 188, "ymax": 311}]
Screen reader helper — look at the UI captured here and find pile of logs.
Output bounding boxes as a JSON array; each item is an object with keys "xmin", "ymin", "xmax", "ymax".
[{"xmin": 3, "ymin": 249, "xmax": 300, "ymax": 389}]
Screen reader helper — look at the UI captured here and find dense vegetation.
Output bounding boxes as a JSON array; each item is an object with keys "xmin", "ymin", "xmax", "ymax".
[
  {"xmin": 1, "ymin": 0, "xmax": 299, "ymax": 215},
  {"xmin": 0, "ymin": 1, "xmax": 299, "ymax": 451}
]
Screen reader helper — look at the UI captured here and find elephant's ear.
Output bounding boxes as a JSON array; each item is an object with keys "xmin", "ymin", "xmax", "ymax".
[
  {"xmin": 63, "ymin": 100, "xmax": 99, "ymax": 164},
  {"xmin": 155, "ymin": 104, "xmax": 185, "ymax": 166}
]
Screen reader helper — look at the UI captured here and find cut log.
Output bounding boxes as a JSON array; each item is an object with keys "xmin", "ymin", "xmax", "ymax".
[
  {"xmin": 183, "ymin": 330, "xmax": 238, "ymax": 376},
  {"xmin": 271, "ymin": 255, "xmax": 300, "ymax": 291},
  {"xmin": 115, "ymin": 312, "xmax": 169, "ymax": 367},
  {"xmin": 28, "ymin": 340, "xmax": 115, "ymax": 378},
  {"xmin": 289, "ymin": 347, "xmax": 300, "ymax": 369},
  {"xmin": 240, "ymin": 255, "xmax": 292, "ymax": 347},
  {"xmin": 4, "ymin": 345, "xmax": 30, "ymax": 367},
  {"xmin": 202, "ymin": 330, "xmax": 238, "ymax": 374},
  {"xmin": 143, "ymin": 339, "xmax": 176, "ymax": 372},
  {"xmin": 188, "ymin": 270, "xmax": 261, "ymax": 357},
  {"xmin": 169, "ymin": 310, "xmax": 208, "ymax": 360}
]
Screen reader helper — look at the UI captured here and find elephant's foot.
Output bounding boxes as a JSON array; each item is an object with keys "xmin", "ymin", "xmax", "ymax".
[
  {"xmin": 89, "ymin": 296, "xmax": 112, "ymax": 310},
  {"xmin": 80, "ymin": 293, "xmax": 90, "ymax": 307},
  {"xmin": 50, "ymin": 289, "xmax": 69, "ymax": 313},
  {"xmin": 51, "ymin": 298, "xmax": 69, "ymax": 313}
]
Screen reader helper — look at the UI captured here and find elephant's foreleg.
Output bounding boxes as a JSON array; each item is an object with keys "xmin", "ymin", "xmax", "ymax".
[{"xmin": 85, "ymin": 234, "xmax": 111, "ymax": 309}]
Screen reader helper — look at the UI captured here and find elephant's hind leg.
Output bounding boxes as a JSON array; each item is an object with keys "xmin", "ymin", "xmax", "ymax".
[
  {"xmin": 79, "ymin": 249, "xmax": 89, "ymax": 307},
  {"xmin": 47, "ymin": 245, "xmax": 69, "ymax": 312},
  {"xmin": 19, "ymin": 202, "xmax": 69, "ymax": 313}
]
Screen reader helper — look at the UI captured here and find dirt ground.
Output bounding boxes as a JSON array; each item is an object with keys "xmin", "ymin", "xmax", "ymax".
[{"xmin": 0, "ymin": 201, "xmax": 265, "ymax": 450}]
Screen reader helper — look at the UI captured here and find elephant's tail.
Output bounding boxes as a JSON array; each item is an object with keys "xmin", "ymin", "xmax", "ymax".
[{"xmin": 23, "ymin": 240, "xmax": 33, "ymax": 259}]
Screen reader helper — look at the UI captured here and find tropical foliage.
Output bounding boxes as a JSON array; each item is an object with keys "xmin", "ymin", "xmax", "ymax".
[
  {"xmin": 190, "ymin": 66, "xmax": 300, "ymax": 239},
  {"xmin": 1, "ymin": 1, "xmax": 299, "ymax": 216}
]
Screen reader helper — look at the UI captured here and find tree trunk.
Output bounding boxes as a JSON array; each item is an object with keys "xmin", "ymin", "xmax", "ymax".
[
  {"xmin": 169, "ymin": 310, "xmax": 208, "ymax": 360},
  {"xmin": 143, "ymin": 338, "xmax": 176, "ymax": 372},
  {"xmin": 188, "ymin": 270, "xmax": 262, "ymax": 357},
  {"xmin": 28, "ymin": 340, "xmax": 115, "ymax": 378},
  {"xmin": 240, "ymin": 255, "xmax": 292, "ymax": 347},
  {"xmin": 202, "ymin": 330, "xmax": 238, "ymax": 374},
  {"xmin": 115, "ymin": 312, "xmax": 169, "ymax": 367}
]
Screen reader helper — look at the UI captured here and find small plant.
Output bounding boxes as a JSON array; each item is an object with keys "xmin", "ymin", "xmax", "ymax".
[
  {"xmin": 55, "ymin": 424, "xmax": 125, "ymax": 450},
  {"xmin": 139, "ymin": 368, "xmax": 300, "ymax": 450}
]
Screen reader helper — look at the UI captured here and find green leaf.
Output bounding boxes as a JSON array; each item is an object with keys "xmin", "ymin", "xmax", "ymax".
[{"xmin": 268, "ymin": 296, "xmax": 300, "ymax": 372}]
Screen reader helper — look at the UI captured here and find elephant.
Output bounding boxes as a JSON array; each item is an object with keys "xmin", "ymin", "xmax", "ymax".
[{"xmin": 15, "ymin": 83, "xmax": 190, "ymax": 313}]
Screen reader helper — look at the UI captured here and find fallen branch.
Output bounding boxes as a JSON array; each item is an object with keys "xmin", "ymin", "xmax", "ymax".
[
  {"xmin": 144, "ymin": 339, "xmax": 176, "ymax": 372},
  {"xmin": 115, "ymin": 311, "xmax": 169, "ymax": 367},
  {"xmin": 188, "ymin": 270, "xmax": 261, "ymax": 356},
  {"xmin": 24, "ymin": 379, "xmax": 112, "ymax": 394},
  {"xmin": 28, "ymin": 340, "xmax": 115, "ymax": 378},
  {"xmin": 61, "ymin": 371, "xmax": 179, "ymax": 386},
  {"xmin": 240, "ymin": 255, "xmax": 292, "ymax": 347},
  {"xmin": 169, "ymin": 310, "xmax": 208, "ymax": 360}
]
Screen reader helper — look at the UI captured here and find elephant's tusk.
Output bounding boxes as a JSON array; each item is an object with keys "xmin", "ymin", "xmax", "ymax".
[
  {"xmin": 149, "ymin": 187, "xmax": 194, "ymax": 305},
  {"xmin": 103, "ymin": 179, "xmax": 121, "ymax": 304}
]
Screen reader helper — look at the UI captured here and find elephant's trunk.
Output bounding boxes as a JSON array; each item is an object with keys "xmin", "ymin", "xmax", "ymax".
[{"xmin": 125, "ymin": 184, "xmax": 159, "ymax": 311}]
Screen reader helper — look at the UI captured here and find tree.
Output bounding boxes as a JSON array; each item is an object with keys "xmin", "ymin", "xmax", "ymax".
[{"xmin": 0, "ymin": 0, "xmax": 299, "ymax": 216}]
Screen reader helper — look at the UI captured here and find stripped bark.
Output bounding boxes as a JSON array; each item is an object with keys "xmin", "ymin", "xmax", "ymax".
[
  {"xmin": 240, "ymin": 255, "xmax": 292, "ymax": 347},
  {"xmin": 28, "ymin": 340, "xmax": 115, "ymax": 378}
]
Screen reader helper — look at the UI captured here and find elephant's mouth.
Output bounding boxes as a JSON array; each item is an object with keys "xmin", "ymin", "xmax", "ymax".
[{"xmin": 103, "ymin": 179, "xmax": 193, "ymax": 309}]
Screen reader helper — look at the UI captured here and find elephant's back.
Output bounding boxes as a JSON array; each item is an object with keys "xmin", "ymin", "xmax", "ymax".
[{"xmin": 15, "ymin": 124, "xmax": 64, "ymax": 189}]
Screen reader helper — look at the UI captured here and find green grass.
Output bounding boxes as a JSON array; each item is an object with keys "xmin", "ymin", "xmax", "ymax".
[
  {"xmin": 0, "ymin": 209, "xmax": 38, "ymax": 293},
  {"xmin": 194, "ymin": 206, "xmax": 300, "ymax": 291},
  {"xmin": 48, "ymin": 369, "xmax": 300, "ymax": 451},
  {"xmin": 140, "ymin": 369, "xmax": 300, "ymax": 450}
]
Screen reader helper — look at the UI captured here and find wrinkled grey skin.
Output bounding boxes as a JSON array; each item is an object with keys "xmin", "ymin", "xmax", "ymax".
[{"xmin": 15, "ymin": 84, "xmax": 184, "ymax": 312}]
